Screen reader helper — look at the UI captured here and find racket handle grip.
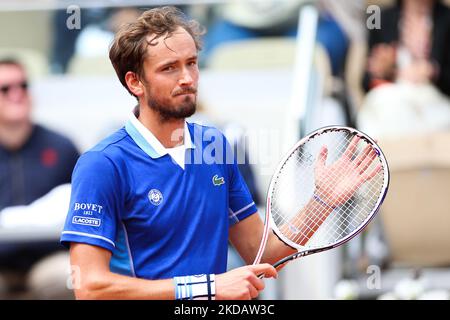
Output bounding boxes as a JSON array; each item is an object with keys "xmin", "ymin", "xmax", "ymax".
[{"xmin": 256, "ymin": 253, "xmax": 301, "ymax": 278}]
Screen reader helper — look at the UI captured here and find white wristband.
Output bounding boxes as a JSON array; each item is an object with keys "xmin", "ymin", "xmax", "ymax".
[{"xmin": 174, "ymin": 274, "xmax": 216, "ymax": 300}]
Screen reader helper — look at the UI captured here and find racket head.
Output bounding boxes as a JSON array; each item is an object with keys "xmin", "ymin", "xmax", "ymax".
[{"xmin": 254, "ymin": 126, "xmax": 389, "ymax": 265}]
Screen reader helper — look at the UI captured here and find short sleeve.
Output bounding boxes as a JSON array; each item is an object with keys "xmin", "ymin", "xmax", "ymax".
[
  {"xmin": 226, "ymin": 140, "xmax": 257, "ymax": 226},
  {"xmin": 60, "ymin": 151, "xmax": 122, "ymax": 252}
]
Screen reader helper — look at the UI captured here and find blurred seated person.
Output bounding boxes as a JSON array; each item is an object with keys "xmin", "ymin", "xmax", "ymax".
[
  {"xmin": 203, "ymin": 0, "xmax": 364, "ymax": 77},
  {"xmin": 50, "ymin": 7, "xmax": 112, "ymax": 73},
  {"xmin": 358, "ymin": 0, "xmax": 450, "ymax": 138},
  {"xmin": 73, "ymin": 8, "xmax": 142, "ymax": 60},
  {"xmin": 0, "ymin": 59, "xmax": 80, "ymax": 298}
]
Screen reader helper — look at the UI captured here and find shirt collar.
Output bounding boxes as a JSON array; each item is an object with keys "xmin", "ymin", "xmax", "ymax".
[{"xmin": 125, "ymin": 107, "xmax": 195, "ymax": 159}]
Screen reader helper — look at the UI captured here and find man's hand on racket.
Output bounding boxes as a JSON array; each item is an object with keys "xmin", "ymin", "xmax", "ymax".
[
  {"xmin": 215, "ymin": 264, "xmax": 277, "ymax": 300},
  {"xmin": 314, "ymin": 136, "xmax": 382, "ymax": 208}
]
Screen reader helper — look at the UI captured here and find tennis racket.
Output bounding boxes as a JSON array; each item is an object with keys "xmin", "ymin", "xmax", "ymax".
[{"xmin": 253, "ymin": 126, "xmax": 389, "ymax": 269}]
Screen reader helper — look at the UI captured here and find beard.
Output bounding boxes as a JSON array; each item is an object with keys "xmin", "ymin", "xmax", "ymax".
[{"xmin": 146, "ymin": 89, "xmax": 197, "ymax": 123}]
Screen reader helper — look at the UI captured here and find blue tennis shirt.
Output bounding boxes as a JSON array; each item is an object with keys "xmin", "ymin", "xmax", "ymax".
[{"xmin": 60, "ymin": 114, "xmax": 257, "ymax": 279}]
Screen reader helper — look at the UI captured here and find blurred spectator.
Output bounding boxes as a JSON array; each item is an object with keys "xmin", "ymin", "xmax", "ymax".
[
  {"xmin": 363, "ymin": 0, "xmax": 450, "ymax": 97},
  {"xmin": 50, "ymin": 7, "xmax": 111, "ymax": 73},
  {"xmin": 0, "ymin": 58, "xmax": 79, "ymax": 298},
  {"xmin": 73, "ymin": 8, "xmax": 142, "ymax": 60},
  {"xmin": 316, "ymin": 0, "xmax": 366, "ymax": 76},
  {"xmin": 358, "ymin": 0, "xmax": 450, "ymax": 138},
  {"xmin": 202, "ymin": 0, "xmax": 364, "ymax": 76}
]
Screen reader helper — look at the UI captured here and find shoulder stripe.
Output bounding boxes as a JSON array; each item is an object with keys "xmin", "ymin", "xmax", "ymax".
[{"xmin": 229, "ymin": 202, "xmax": 255, "ymax": 219}]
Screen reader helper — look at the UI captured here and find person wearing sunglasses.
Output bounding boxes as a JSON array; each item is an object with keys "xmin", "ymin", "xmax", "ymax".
[{"xmin": 0, "ymin": 58, "xmax": 80, "ymax": 298}]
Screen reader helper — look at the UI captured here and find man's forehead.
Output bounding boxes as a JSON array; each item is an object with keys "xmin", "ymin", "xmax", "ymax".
[
  {"xmin": 0, "ymin": 63, "xmax": 24, "ymax": 72},
  {"xmin": 146, "ymin": 27, "xmax": 190, "ymax": 44},
  {"xmin": 0, "ymin": 64, "xmax": 26, "ymax": 81},
  {"xmin": 145, "ymin": 27, "xmax": 196, "ymax": 57}
]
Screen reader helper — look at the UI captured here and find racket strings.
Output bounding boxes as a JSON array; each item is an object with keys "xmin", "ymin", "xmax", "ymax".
[
  {"xmin": 290, "ymin": 160, "xmax": 380, "ymax": 246},
  {"xmin": 291, "ymin": 157, "xmax": 381, "ymax": 246},
  {"xmin": 270, "ymin": 130, "xmax": 385, "ymax": 249},
  {"xmin": 272, "ymin": 133, "xmax": 351, "ymax": 235}
]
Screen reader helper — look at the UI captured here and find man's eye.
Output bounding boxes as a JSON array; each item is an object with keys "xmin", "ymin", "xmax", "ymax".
[{"xmin": 164, "ymin": 66, "xmax": 175, "ymax": 72}]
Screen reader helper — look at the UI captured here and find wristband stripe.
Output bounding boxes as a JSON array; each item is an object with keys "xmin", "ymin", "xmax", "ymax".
[
  {"xmin": 174, "ymin": 274, "xmax": 215, "ymax": 300},
  {"xmin": 206, "ymin": 274, "xmax": 211, "ymax": 298}
]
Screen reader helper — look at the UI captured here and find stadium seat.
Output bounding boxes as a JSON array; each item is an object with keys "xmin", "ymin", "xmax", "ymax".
[
  {"xmin": 205, "ymin": 37, "xmax": 333, "ymax": 95},
  {"xmin": 0, "ymin": 10, "xmax": 52, "ymax": 58},
  {"xmin": 378, "ymin": 131, "xmax": 450, "ymax": 267},
  {"xmin": 205, "ymin": 37, "xmax": 298, "ymax": 70},
  {"xmin": 67, "ymin": 54, "xmax": 116, "ymax": 76}
]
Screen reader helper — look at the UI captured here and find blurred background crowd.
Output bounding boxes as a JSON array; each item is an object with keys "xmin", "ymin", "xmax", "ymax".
[{"xmin": 0, "ymin": 0, "xmax": 449, "ymax": 300}]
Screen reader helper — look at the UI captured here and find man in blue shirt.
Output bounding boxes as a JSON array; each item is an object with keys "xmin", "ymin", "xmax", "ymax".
[
  {"xmin": 61, "ymin": 5, "xmax": 381, "ymax": 300},
  {"xmin": 61, "ymin": 6, "xmax": 291, "ymax": 300}
]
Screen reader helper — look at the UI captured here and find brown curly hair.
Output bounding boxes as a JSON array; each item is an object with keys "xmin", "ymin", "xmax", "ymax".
[{"xmin": 109, "ymin": 6, "xmax": 205, "ymax": 97}]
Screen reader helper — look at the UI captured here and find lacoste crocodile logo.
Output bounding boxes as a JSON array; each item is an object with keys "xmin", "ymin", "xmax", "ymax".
[{"xmin": 212, "ymin": 174, "xmax": 225, "ymax": 186}]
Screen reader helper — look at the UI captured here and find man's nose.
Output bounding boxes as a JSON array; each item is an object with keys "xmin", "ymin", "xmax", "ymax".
[
  {"xmin": 178, "ymin": 67, "xmax": 194, "ymax": 86},
  {"xmin": 7, "ymin": 86, "xmax": 27, "ymax": 103}
]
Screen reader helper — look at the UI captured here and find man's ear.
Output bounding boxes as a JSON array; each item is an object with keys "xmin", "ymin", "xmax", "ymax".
[{"xmin": 125, "ymin": 71, "xmax": 144, "ymax": 97}]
